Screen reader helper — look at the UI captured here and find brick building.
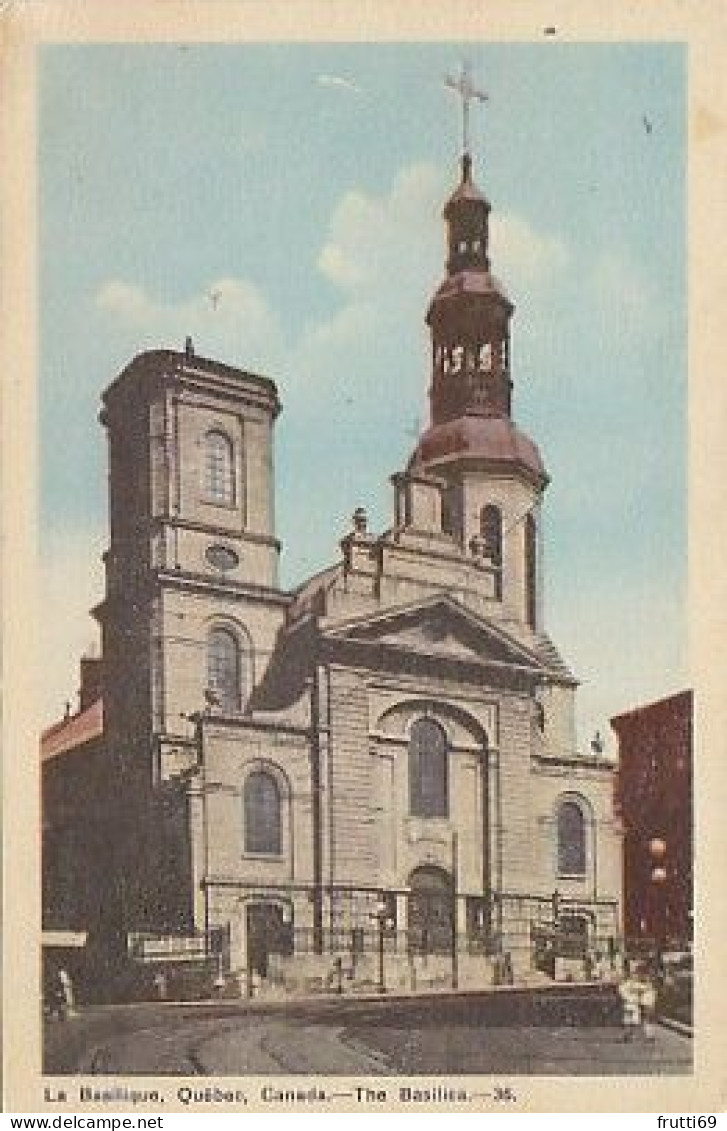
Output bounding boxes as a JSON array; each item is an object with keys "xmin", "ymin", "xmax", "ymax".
[
  {"xmin": 611, "ymin": 690, "xmax": 693, "ymax": 949},
  {"xmin": 43, "ymin": 144, "xmax": 623, "ymax": 994},
  {"xmin": 42, "ymin": 659, "xmax": 107, "ymax": 989}
]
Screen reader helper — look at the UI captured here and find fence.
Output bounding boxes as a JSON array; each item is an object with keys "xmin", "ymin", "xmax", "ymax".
[{"xmin": 127, "ymin": 925, "xmax": 229, "ymax": 964}]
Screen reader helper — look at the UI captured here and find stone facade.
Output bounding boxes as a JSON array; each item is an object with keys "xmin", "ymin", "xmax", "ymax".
[{"xmin": 76, "ymin": 150, "xmax": 624, "ymax": 995}]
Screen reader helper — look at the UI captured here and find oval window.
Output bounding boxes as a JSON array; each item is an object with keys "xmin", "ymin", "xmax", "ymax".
[{"xmin": 205, "ymin": 544, "xmax": 239, "ymax": 571}]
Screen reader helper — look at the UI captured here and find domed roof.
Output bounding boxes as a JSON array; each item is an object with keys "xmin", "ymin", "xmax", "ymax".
[
  {"xmin": 427, "ymin": 269, "xmax": 512, "ymax": 323},
  {"xmin": 445, "ymin": 175, "xmax": 489, "ymax": 209},
  {"xmin": 409, "ymin": 415, "xmax": 548, "ymax": 486}
]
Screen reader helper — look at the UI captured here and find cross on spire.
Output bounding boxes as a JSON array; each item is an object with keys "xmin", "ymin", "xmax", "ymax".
[{"xmin": 444, "ymin": 62, "xmax": 488, "ymax": 156}]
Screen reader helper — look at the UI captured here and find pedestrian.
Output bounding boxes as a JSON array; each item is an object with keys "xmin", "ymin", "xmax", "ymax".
[
  {"xmin": 153, "ymin": 969, "xmax": 168, "ymax": 1001},
  {"xmin": 52, "ymin": 967, "xmax": 76, "ymax": 1020},
  {"xmin": 639, "ymin": 972, "xmax": 657, "ymax": 1041},
  {"xmin": 618, "ymin": 965, "xmax": 642, "ymax": 1041},
  {"xmin": 44, "ymin": 970, "xmax": 63, "ymax": 1020}
]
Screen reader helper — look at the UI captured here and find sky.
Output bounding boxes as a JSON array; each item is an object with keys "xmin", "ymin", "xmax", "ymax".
[{"xmin": 40, "ymin": 42, "xmax": 686, "ymax": 747}]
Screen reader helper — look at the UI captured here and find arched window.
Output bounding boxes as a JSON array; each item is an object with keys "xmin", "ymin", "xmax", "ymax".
[
  {"xmin": 204, "ymin": 429, "xmax": 235, "ymax": 505},
  {"xmin": 244, "ymin": 771, "xmax": 281, "ymax": 856},
  {"xmin": 557, "ymin": 799, "xmax": 587, "ymax": 876},
  {"xmin": 409, "ymin": 718, "xmax": 448, "ymax": 818},
  {"xmin": 207, "ymin": 627, "xmax": 241, "ymax": 712},
  {"xmin": 480, "ymin": 505, "xmax": 502, "ymax": 600},
  {"xmin": 525, "ymin": 513, "xmax": 537, "ymax": 629}
]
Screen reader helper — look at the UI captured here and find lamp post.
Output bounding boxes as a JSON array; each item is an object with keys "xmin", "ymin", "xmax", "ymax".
[
  {"xmin": 373, "ymin": 897, "xmax": 392, "ymax": 995},
  {"xmin": 451, "ymin": 832, "xmax": 459, "ymax": 991},
  {"xmin": 552, "ymin": 888, "xmax": 561, "ymax": 970},
  {"xmin": 648, "ymin": 836, "xmax": 667, "ymax": 978}
]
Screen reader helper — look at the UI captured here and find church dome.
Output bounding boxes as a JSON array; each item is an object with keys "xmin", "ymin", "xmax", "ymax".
[{"xmin": 409, "ymin": 414, "xmax": 548, "ymax": 486}]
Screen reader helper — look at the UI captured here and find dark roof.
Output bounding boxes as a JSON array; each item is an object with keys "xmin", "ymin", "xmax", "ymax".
[
  {"xmin": 102, "ymin": 349, "xmax": 279, "ymax": 407},
  {"xmin": 427, "ymin": 270, "xmax": 512, "ymax": 317},
  {"xmin": 443, "ymin": 154, "xmax": 490, "ymax": 213},
  {"xmin": 445, "ymin": 177, "xmax": 489, "ymax": 209},
  {"xmin": 409, "ymin": 415, "xmax": 548, "ymax": 486}
]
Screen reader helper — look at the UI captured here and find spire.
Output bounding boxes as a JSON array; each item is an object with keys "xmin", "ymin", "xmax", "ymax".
[
  {"xmin": 443, "ymin": 151, "xmax": 491, "ymax": 275},
  {"xmin": 426, "ymin": 148, "xmax": 513, "ymax": 425},
  {"xmin": 408, "ymin": 83, "xmax": 548, "ymax": 494},
  {"xmin": 441, "ymin": 64, "xmax": 492, "ymax": 274}
]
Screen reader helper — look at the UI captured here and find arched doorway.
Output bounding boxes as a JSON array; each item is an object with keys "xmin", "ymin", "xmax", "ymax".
[
  {"xmin": 558, "ymin": 912, "xmax": 590, "ymax": 958},
  {"xmin": 245, "ymin": 902, "xmax": 293, "ymax": 981},
  {"xmin": 408, "ymin": 866, "xmax": 454, "ymax": 954}
]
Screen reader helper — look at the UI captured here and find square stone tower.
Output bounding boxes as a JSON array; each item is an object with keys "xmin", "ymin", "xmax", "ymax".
[{"xmin": 95, "ymin": 347, "xmax": 286, "ymax": 932}]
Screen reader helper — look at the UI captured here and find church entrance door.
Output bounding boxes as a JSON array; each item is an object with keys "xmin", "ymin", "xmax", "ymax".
[
  {"xmin": 245, "ymin": 902, "xmax": 292, "ymax": 981},
  {"xmin": 408, "ymin": 865, "xmax": 454, "ymax": 954}
]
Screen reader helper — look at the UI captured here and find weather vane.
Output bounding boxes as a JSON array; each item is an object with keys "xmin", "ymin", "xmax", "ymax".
[{"xmin": 444, "ymin": 61, "xmax": 488, "ymax": 155}]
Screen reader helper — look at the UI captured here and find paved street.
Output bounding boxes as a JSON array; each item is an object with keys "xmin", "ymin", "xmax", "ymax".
[
  {"xmin": 45, "ymin": 995, "xmax": 692, "ymax": 1077},
  {"xmin": 345, "ymin": 1018, "xmax": 691, "ymax": 1076}
]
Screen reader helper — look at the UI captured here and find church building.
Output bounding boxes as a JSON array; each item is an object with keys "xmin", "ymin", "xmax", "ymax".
[{"xmin": 57, "ymin": 133, "xmax": 623, "ymax": 993}]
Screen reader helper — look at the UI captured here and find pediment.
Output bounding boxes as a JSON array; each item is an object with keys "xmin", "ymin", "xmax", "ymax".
[{"xmin": 322, "ymin": 595, "xmax": 547, "ymax": 674}]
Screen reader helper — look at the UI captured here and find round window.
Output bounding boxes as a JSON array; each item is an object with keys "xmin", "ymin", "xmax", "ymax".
[{"xmin": 205, "ymin": 544, "xmax": 239, "ymax": 571}]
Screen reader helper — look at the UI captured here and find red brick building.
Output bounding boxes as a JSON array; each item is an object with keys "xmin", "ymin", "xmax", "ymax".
[
  {"xmin": 611, "ymin": 690, "xmax": 692, "ymax": 948},
  {"xmin": 42, "ymin": 658, "xmax": 107, "ymax": 936}
]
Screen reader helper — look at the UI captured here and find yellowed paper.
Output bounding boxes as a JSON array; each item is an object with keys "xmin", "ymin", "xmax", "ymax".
[{"xmin": 2, "ymin": 0, "xmax": 726, "ymax": 1115}]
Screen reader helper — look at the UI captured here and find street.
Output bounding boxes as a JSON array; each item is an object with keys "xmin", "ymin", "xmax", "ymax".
[{"xmin": 45, "ymin": 992, "xmax": 692, "ymax": 1077}]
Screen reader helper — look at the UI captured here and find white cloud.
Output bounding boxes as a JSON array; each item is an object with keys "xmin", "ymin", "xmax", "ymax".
[
  {"xmin": 490, "ymin": 212, "xmax": 569, "ymax": 287},
  {"xmin": 94, "ymin": 163, "xmax": 571, "ymax": 412},
  {"xmin": 299, "ymin": 299, "xmax": 379, "ymax": 359},
  {"xmin": 316, "ymin": 162, "xmax": 443, "ymax": 299},
  {"xmin": 95, "ymin": 275, "xmax": 285, "ymax": 375},
  {"xmin": 95, "ymin": 279, "xmax": 143, "ymax": 320},
  {"xmin": 316, "ymin": 74, "xmax": 362, "ymax": 95},
  {"xmin": 311, "ymin": 165, "xmax": 571, "ymax": 401}
]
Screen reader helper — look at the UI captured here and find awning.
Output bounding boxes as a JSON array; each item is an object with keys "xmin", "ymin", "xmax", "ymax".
[{"xmin": 42, "ymin": 930, "xmax": 88, "ymax": 948}]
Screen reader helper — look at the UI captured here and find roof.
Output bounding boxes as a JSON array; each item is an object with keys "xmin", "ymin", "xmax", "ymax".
[
  {"xmin": 409, "ymin": 415, "xmax": 548, "ymax": 486},
  {"xmin": 320, "ymin": 591, "xmax": 575, "ymax": 683},
  {"xmin": 102, "ymin": 349, "xmax": 279, "ymax": 410},
  {"xmin": 427, "ymin": 269, "xmax": 512, "ymax": 317},
  {"xmin": 445, "ymin": 177, "xmax": 489, "ymax": 209},
  {"xmin": 443, "ymin": 154, "xmax": 490, "ymax": 213},
  {"xmin": 288, "ymin": 563, "xmax": 341, "ymax": 623},
  {"xmin": 610, "ymin": 688, "xmax": 693, "ymax": 731},
  {"xmin": 41, "ymin": 698, "xmax": 104, "ymax": 763}
]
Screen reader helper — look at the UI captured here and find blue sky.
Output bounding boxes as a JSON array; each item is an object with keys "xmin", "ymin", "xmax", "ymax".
[{"xmin": 40, "ymin": 43, "xmax": 686, "ymax": 742}]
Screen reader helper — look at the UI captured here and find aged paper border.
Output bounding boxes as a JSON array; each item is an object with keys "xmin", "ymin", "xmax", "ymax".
[{"xmin": 2, "ymin": 0, "xmax": 726, "ymax": 1114}]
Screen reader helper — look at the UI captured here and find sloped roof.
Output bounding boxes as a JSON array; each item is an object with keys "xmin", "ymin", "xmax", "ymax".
[
  {"xmin": 322, "ymin": 592, "xmax": 576, "ymax": 684},
  {"xmin": 409, "ymin": 414, "xmax": 548, "ymax": 487},
  {"xmin": 41, "ymin": 698, "xmax": 104, "ymax": 763}
]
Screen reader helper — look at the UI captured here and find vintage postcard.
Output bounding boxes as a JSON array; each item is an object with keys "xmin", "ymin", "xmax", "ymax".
[{"xmin": 2, "ymin": 0, "xmax": 725, "ymax": 1116}]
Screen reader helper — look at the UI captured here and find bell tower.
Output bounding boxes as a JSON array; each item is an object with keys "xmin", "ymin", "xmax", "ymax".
[
  {"xmin": 409, "ymin": 73, "xmax": 548, "ymax": 633},
  {"xmin": 429, "ymin": 151, "xmax": 513, "ymax": 424}
]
